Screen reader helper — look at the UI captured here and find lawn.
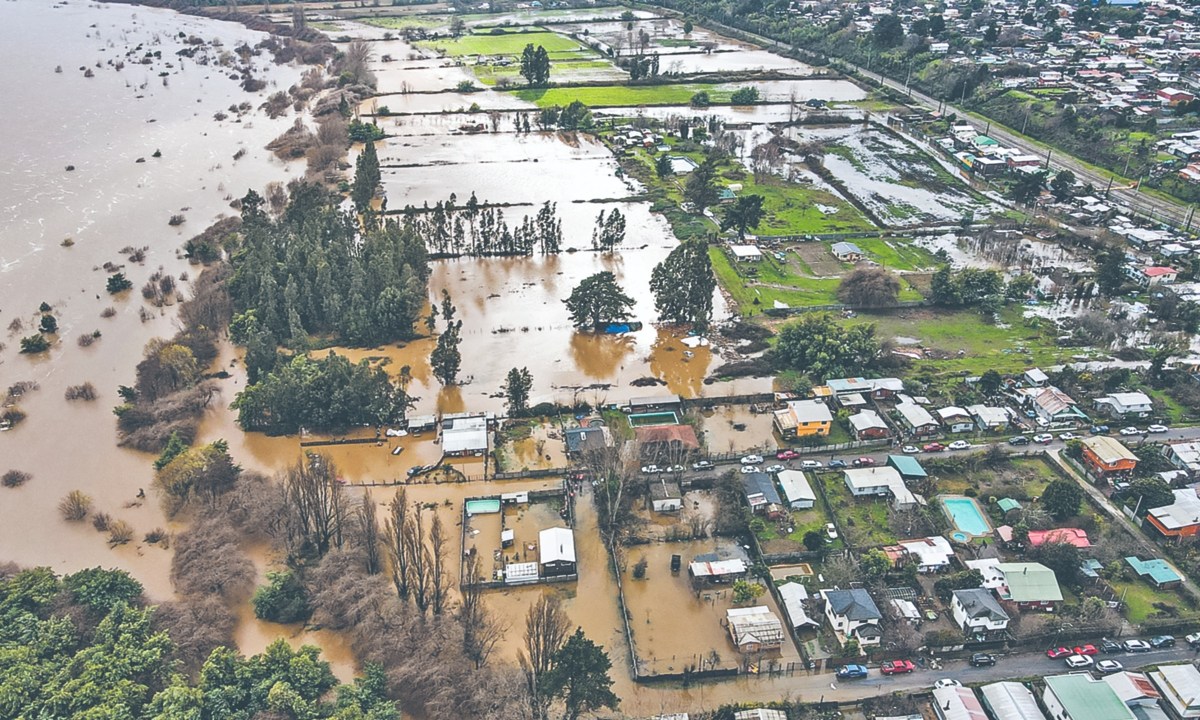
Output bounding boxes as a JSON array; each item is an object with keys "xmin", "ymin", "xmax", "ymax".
[
  {"xmin": 850, "ymin": 238, "xmax": 938, "ymax": 272},
  {"xmin": 473, "ymin": 58, "xmax": 618, "ymax": 85},
  {"xmin": 1109, "ymin": 579, "xmax": 1180, "ymax": 624},
  {"xmin": 730, "ymin": 173, "xmax": 876, "ymax": 236},
  {"xmin": 819, "ymin": 471, "xmax": 899, "ymax": 547},
  {"xmin": 420, "ymin": 30, "xmax": 582, "ymax": 57},
  {"xmin": 361, "ymin": 16, "xmax": 447, "ymax": 31},
  {"xmin": 511, "ymin": 83, "xmax": 732, "ymax": 108}
]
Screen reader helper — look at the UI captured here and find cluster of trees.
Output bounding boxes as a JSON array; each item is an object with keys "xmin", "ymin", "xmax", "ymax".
[
  {"xmin": 837, "ymin": 267, "xmax": 902, "ymax": 307},
  {"xmin": 930, "ymin": 265, "xmax": 1006, "ymax": 311},
  {"xmin": 227, "ymin": 185, "xmax": 430, "ymax": 348},
  {"xmin": 772, "ymin": 313, "xmax": 882, "ymax": 379},
  {"xmin": 429, "ymin": 291, "xmax": 463, "ymax": 386},
  {"xmin": 351, "ymin": 139, "xmax": 381, "ymax": 214},
  {"xmin": 720, "ymin": 194, "xmax": 765, "ymax": 238},
  {"xmin": 624, "ymin": 53, "xmax": 661, "ymax": 80},
  {"xmin": 591, "ymin": 208, "xmax": 626, "ymax": 251},
  {"xmin": 564, "ymin": 271, "xmax": 636, "ymax": 330},
  {"xmin": 537, "ymin": 101, "xmax": 595, "ymax": 131},
  {"xmin": 396, "ymin": 194, "xmax": 563, "ymax": 257},
  {"xmin": 650, "ymin": 239, "xmax": 716, "ymax": 329},
  {"xmin": 519, "ymin": 43, "xmax": 551, "ymax": 85}
]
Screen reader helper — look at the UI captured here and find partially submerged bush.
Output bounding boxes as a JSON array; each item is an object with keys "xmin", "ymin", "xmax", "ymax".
[
  {"xmin": 59, "ymin": 490, "xmax": 92, "ymax": 521},
  {"xmin": 2, "ymin": 470, "xmax": 31, "ymax": 488},
  {"xmin": 65, "ymin": 382, "xmax": 98, "ymax": 401},
  {"xmin": 92, "ymin": 512, "xmax": 112, "ymax": 532},
  {"xmin": 107, "ymin": 520, "xmax": 134, "ymax": 546}
]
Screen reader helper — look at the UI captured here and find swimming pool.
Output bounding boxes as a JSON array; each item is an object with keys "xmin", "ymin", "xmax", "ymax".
[
  {"xmin": 941, "ymin": 496, "xmax": 992, "ymax": 538},
  {"xmin": 465, "ymin": 498, "xmax": 501, "ymax": 516},
  {"xmin": 628, "ymin": 411, "xmax": 680, "ymax": 427}
]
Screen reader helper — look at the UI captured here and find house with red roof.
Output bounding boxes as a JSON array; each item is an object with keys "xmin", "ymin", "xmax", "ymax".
[
  {"xmin": 1141, "ymin": 266, "xmax": 1178, "ymax": 286},
  {"xmin": 1027, "ymin": 528, "xmax": 1091, "ymax": 549}
]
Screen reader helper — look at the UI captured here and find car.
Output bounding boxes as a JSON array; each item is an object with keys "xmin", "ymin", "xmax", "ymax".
[
  {"xmin": 776, "ymin": 449, "xmax": 800, "ymax": 460},
  {"xmin": 852, "ymin": 457, "xmax": 876, "ymax": 467},
  {"xmin": 1009, "ymin": 436, "xmax": 1031, "ymax": 446},
  {"xmin": 1150, "ymin": 635, "xmax": 1176, "ymax": 649},
  {"xmin": 1095, "ymin": 660, "xmax": 1125, "ymax": 675},
  {"xmin": 1148, "ymin": 424, "xmax": 1169, "ymax": 434},
  {"xmin": 949, "ymin": 440, "xmax": 971, "ymax": 450},
  {"xmin": 924, "ymin": 609, "xmax": 939, "ymax": 621},
  {"xmin": 1046, "ymin": 647, "xmax": 1073, "ymax": 659},
  {"xmin": 923, "ymin": 442, "xmax": 946, "ymax": 452},
  {"xmin": 692, "ymin": 460, "xmax": 715, "ymax": 471},
  {"xmin": 640, "ymin": 465, "xmax": 662, "ymax": 474},
  {"xmin": 825, "ymin": 523, "xmax": 838, "ymax": 540},
  {"xmin": 1186, "ymin": 632, "xmax": 1200, "ymax": 648},
  {"xmin": 829, "ymin": 459, "xmax": 848, "ymax": 469},
  {"xmin": 1100, "ymin": 639, "xmax": 1123, "ymax": 654},
  {"xmin": 740, "ymin": 466, "xmax": 761, "ymax": 474},
  {"xmin": 934, "ymin": 679, "xmax": 963, "ymax": 689},
  {"xmin": 836, "ymin": 664, "xmax": 869, "ymax": 679},
  {"xmin": 740, "ymin": 455, "xmax": 764, "ymax": 465},
  {"xmin": 1073, "ymin": 644, "xmax": 1099, "ymax": 656},
  {"xmin": 880, "ymin": 660, "xmax": 916, "ymax": 675},
  {"xmin": 1024, "ymin": 410, "xmax": 1037, "ymax": 418},
  {"xmin": 1092, "ymin": 425, "xmax": 1110, "ymax": 434},
  {"xmin": 406, "ymin": 465, "xmax": 426, "ymax": 477},
  {"xmin": 969, "ymin": 653, "xmax": 996, "ymax": 667},
  {"xmin": 1120, "ymin": 427, "xmax": 1140, "ymax": 436},
  {"xmin": 666, "ymin": 464, "xmax": 685, "ymax": 473},
  {"xmin": 765, "ymin": 464, "xmax": 786, "ymax": 474},
  {"xmin": 801, "ymin": 460, "xmax": 823, "ymax": 470},
  {"xmin": 1065, "ymin": 654, "xmax": 1094, "ymax": 669},
  {"xmin": 1124, "ymin": 639, "xmax": 1152, "ymax": 653},
  {"xmin": 1032, "ymin": 433, "xmax": 1054, "ymax": 444},
  {"xmin": 901, "ymin": 445, "xmax": 920, "ymax": 454},
  {"xmin": 1059, "ymin": 432, "xmax": 1079, "ymax": 440}
]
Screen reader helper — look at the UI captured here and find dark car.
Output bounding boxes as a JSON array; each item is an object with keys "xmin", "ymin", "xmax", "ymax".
[
  {"xmin": 829, "ymin": 459, "xmax": 848, "ymax": 469},
  {"xmin": 1100, "ymin": 639, "xmax": 1123, "ymax": 654},
  {"xmin": 1150, "ymin": 635, "xmax": 1176, "ymax": 649},
  {"xmin": 1008, "ymin": 436, "xmax": 1030, "ymax": 446},
  {"xmin": 406, "ymin": 465, "xmax": 426, "ymax": 477},
  {"xmin": 969, "ymin": 653, "xmax": 996, "ymax": 667},
  {"xmin": 836, "ymin": 664, "xmax": 869, "ymax": 679},
  {"xmin": 1091, "ymin": 425, "xmax": 1110, "ymax": 434}
]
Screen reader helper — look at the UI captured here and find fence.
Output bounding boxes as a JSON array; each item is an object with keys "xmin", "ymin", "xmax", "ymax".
[{"xmin": 762, "ymin": 300, "xmax": 928, "ymax": 317}]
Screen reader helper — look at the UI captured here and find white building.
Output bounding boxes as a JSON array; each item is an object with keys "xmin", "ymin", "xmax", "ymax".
[
  {"xmin": 937, "ymin": 406, "xmax": 976, "ymax": 434},
  {"xmin": 729, "ymin": 244, "xmax": 763, "ymax": 262},
  {"xmin": 980, "ymin": 682, "xmax": 1047, "ymax": 720},
  {"xmin": 442, "ymin": 414, "xmax": 489, "ymax": 456},
  {"xmin": 778, "ymin": 582, "xmax": 819, "ymax": 629},
  {"xmin": 726, "ymin": 606, "xmax": 784, "ymax": 653},
  {"xmin": 897, "ymin": 536, "xmax": 955, "ymax": 573},
  {"xmin": 776, "ymin": 470, "xmax": 816, "ymax": 509},
  {"xmin": 843, "ymin": 467, "xmax": 920, "ymax": 509},
  {"xmin": 933, "ymin": 685, "xmax": 990, "ymax": 720},
  {"xmin": 1095, "ymin": 392, "xmax": 1154, "ymax": 418},
  {"xmin": 1150, "ymin": 664, "xmax": 1200, "ymax": 719},
  {"xmin": 952, "ymin": 588, "xmax": 1010, "ymax": 635},
  {"xmin": 968, "ymin": 404, "xmax": 1010, "ymax": 432},
  {"xmin": 821, "ymin": 588, "xmax": 882, "ymax": 647}
]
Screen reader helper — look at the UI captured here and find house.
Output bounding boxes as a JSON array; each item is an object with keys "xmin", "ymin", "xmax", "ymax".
[
  {"xmin": 1141, "ymin": 267, "xmax": 1179, "ymax": 286},
  {"xmin": 821, "ymin": 588, "xmax": 882, "ymax": 647},
  {"xmin": 1027, "ymin": 528, "xmax": 1091, "ymax": 548},
  {"xmin": 1095, "ymin": 392, "xmax": 1155, "ymax": 418},
  {"xmin": 729, "ymin": 244, "xmax": 763, "ymax": 263},
  {"xmin": 1081, "ymin": 436, "xmax": 1139, "ymax": 477},
  {"xmin": 1146, "ymin": 489, "xmax": 1200, "ymax": 538},
  {"xmin": 887, "ymin": 455, "xmax": 928, "ymax": 483},
  {"xmin": 1026, "ymin": 386, "xmax": 1089, "ymax": 426},
  {"xmin": 1043, "ymin": 674, "xmax": 1135, "ymax": 720},
  {"xmin": 933, "ymin": 685, "xmax": 990, "ymax": 720},
  {"xmin": 895, "ymin": 536, "xmax": 954, "ymax": 573},
  {"xmin": 689, "ymin": 556, "xmax": 747, "ymax": 586},
  {"xmin": 895, "ymin": 402, "xmax": 940, "ymax": 437},
  {"xmin": 1159, "ymin": 87, "xmax": 1196, "ymax": 106},
  {"xmin": 726, "ymin": 606, "xmax": 785, "ymax": 653},
  {"xmin": 626, "ymin": 394, "xmax": 682, "ymax": 414},
  {"xmin": 778, "ymin": 582, "xmax": 819, "ymax": 629},
  {"xmin": 635, "ymin": 424, "xmax": 700, "ymax": 460},
  {"xmin": 538, "ymin": 527, "xmax": 576, "ymax": 577},
  {"xmin": 843, "ymin": 467, "xmax": 921, "ymax": 509},
  {"xmin": 890, "ymin": 597, "xmax": 920, "ymax": 625},
  {"xmin": 825, "ymin": 377, "xmax": 904, "ymax": 400},
  {"xmin": 1103, "ymin": 670, "xmax": 1162, "ymax": 707},
  {"xmin": 407, "ymin": 414, "xmax": 438, "ymax": 433},
  {"xmin": 1150, "ymin": 664, "xmax": 1200, "ymax": 720},
  {"xmin": 1125, "ymin": 556, "xmax": 1183, "ymax": 589},
  {"xmin": 1024, "ymin": 368, "xmax": 1050, "ymax": 387},
  {"xmin": 968, "ymin": 404, "xmax": 1011, "ymax": 432},
  {"xmin": 980, "ymin": 682, "xmax": 1047, "ymax": 720},
  {"xmin": 952, "ymin": 588, "xmax": 1011, "ymax": 636},
  {"xmin": 995, "ymin": 562, "xmax": 1063, "ymax": 610},
  {"xmin": 937, "ymin": 406, "xmax": 976, "ymax": 434},
  {"xmin": 442, "ymin": 414, "xmax": 490, "ymax": 456},
  {"xmin": 848, "ymin": 409, "xmax": 890, "ymax": 440},
  {"xmin": 1164, "ymin": 442, "xmax": 1200, "ymax": 475},
  {"xmin": 649, "ymin": 479, "xmax": 682, "ymax": 513},
  {"xmin": 776, "ymin": 470, "xmax": 816, "ymax": 509},
  {"xmin": 837, "ymin": 392, "xmax": 868, "ymax": 410},
  {"xmin": 772, "ymin": 399, "xmax": 832, "ymax": 440},
  {"xmin": 564, "ymin": 425, "xmax": 612, "ymax": 456},
  {"xmin": 831, "ymin": 241, "xmax": 865, "ymax": 262},
  {"xmin": 966, "ymin": 558, "xmax": 1006, "ymax": 589}
]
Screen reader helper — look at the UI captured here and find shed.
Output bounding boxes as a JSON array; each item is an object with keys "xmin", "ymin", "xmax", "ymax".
[
  {"xmin": 996, "ymin": 498, "xmax": 1021, "ymax": 513},
  {"xmin": 538, "ymin": 527, "xmax": 577, "ymax": 577},
  {"xmin": 504, "ymin": 562, "xmax": 539, "ymax": 585},
  {"xmin": 778, "ymin": 582, "xmax": 819, "ymax": 628},
  {"xmin": 726, "ymin": 606, "xmax": 785, "ymax": 652},
  {"xmin": 442, "ymin": 415, "xmax": 489, "ymax": 456},
  {"xmin": 887, "ymin": 455, "xmax": 928, "ymax": 481},
  {"xmin": 1126, "ymin": 556, "xmax": 1183, "ymax": 588},
  {"xmin": 650, "ymin": 479, "xmax": 683, "ymax": 513},
  {"xmin": 980, "ymin": 682, "xmax": 1047, "ymax": 720},
  {"xmin": 729, "ymin": 244, "xmax": 764, "ymax": 262}
]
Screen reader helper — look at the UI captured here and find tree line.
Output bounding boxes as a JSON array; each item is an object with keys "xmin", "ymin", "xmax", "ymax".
[{"xmin": 395, "ymin": 194, "xmax": 563, "ymax": 257}]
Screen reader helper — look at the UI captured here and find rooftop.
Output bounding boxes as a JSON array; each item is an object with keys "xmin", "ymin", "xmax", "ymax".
[
  {"xmin": 980, "ymin": 681, "xmax": 1046, "ymax": 720},
  {"xmin": 822, "ymin": 588, "xmax": 882, "ymax": 621},
  {"xmin": 1082, "ymin": 435, "xmax": 1139, "ymax": 465},
  {"xmin": 887, "ymin": 454, "xmax": 928, "ymax": 478},
  {"xmin": 1044, "ymin": 673, "xmax": 1134, "ymax": 720},
  {"xmin": 954, "ymin": 588, "xmax": 1010, "ymax": 623},
  {"xmin": 1126, "ymin": 556, "xmax": 1183, "ymax": 585},
  {"xmin": 996, "ymin": 562, "xmax": 1063, "ymax": 603},
  {"xmin": 1027, "ymin": 528, "xmax": 1091, "ymax": 548},
  {"xmin": 1148, "ymin": 489, "xmax": 1200, "ymax": 530}
]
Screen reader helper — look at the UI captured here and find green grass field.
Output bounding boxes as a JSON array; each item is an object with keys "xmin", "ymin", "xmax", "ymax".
[
  {"xmin": 473, "ymin": 58, "xmax": 619, "ymax": 86},
  {"xmin": 361, "ymin": 16, "xmax": 447, "ymax": 31},
  {"xmin": 1110, "ymin": 579, "xmax": 1180, "ymax": 624},
  {"xmin": 420, "ymin": 30, "xmax": 582, "ymax": 57},
  {"xmin": 512, "ymin": 83, "xmax": 732, "ymax": 108},
  {"xmin": 849, "ymin": 238, "xmax": 938, "ymax": 271},
  {"xmin": 820, "ymin": 472, "xmax": 898, "ymax": 547}
]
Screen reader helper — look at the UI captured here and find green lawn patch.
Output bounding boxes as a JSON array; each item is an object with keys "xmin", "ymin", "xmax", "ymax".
[
  {"xmin": 511, "ymin": 83, "xmax": 731, "ymax": 108},
  {"xmin": 361, "ymin": 16, "xmax": 447, "ymax": 31},
  {"xmin": 847, "ymin": 238, "xmax": 937, "ymax": 272},
  {"xmin": 819, "ymin": 472, "xmax": 898, "ymax": 547},
  {"xmin": 420, "ymin": 30, "xmax": 582, "ymax": 57},
  {"xmin": 1110, "ymin": 579, "xmax": 1177, "ymax": 624},
  {"xmin": 473, "ymin": 58, "xmax": 619, "ymax": 86}
]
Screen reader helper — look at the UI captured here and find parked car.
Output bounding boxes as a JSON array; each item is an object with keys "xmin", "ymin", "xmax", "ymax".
[
  {"xmin": 1059, "ymin": 432, "xmax": 1079, "ymax": 440},
  {"xmin": 1046, "ymin": 647, "xmax": 1073, "ymax": 659},
  {"xmin": 1100, "ymin": 639, "xmax": 1123, "ymax": 654},
  {"xmin": 948, "ymin": 440, "xmax": 971, "ymax": 450},
  {"xmin": 1032, "ymin": 433, "xmax": 1054, "ymax": 444},
  {"xmin": 406, "ymin": 465, "xmax": 427, "ymax": 477},
  {"xmin": 666, "ymin": 464, "xmax": 685, "ymax": 473},
  {"xmin": 1150, "ymin": 635, "xmax": 1176, "ymax": 649},
  {"xmin": 740, "ymin": 466, "xmax": 761, "ymax": 474},
  {"xmin": 923, "ymin": 442, "xmax": 946, "ymax": 452},
  {"xmin": 1073, "ymin": 644, "xmax": 1098, "ymax": 656},
  {"xmin": 692, "ymin": 460, "xmax": 715, "ymax": 471},
  {"xmin": 640, "ymin": 465, "xmax": 662, "ymax": 474},
  {"xmin": 836, "ymin": 664, "xmax": 869, "ymax": 679},
  {"xmin": 969, "ymin": 653, "xmax": 996, "ymax": 667},
  {"xmin": 1009, "ymin": 436, "xmax": 1031, "ymax": 446},
  {"xmin": 1065, "ymin": 654, "xmax": 1094, "ymax": 669},
  {"xmin": 740, "ymin": 455, "xmax": 764, "ymax": 465},
  {"xmin": 825, "ymin": 523, "xmax": 838, "ymax": 540},
  {"xmin": 852, "ymin": 457, "xmax": 876, "ymax": 467},
  {"xmin": 1186, "ymin": 632, "xmax": 1200, "ymax": 649},
  {"xmin": 901, "ymin": 445, "xmax": 920, "ymax": 454},
  {"xmin": 776, "ymin": 449, "xmax": 800, "ymax": 460},
  {"xmin": 765, "ymin": 464, "xmax": 785, "ymax": 474},
  {"xmin": 934, "ymin": 678, "xmax": 963, "ymax": 689},
  {"xmin": 1124, "ymin": 639, "xmax": 1152, "ymax": 653},
  {"xmin": 1091, "ymin": 425, "xmax": 1110, "ymax": 434},
  {"xmin": 1096, "ymin": 660, "xmax": 1124, "ymax": 675},
  {"xmin": 1148, "ymin": 424, "xmax": 1169, "ymax": 434},
  {"xmin": 1119, "ymin": 427, "xmax": 1141, "ymax": 436},
  {"xmin": 801, "ymin": 460, "xmax": 823, "ymax": 470},
  {"xmin": 880, "ymin": 660, "xmax": 915, "ymax": 675},
  {"xmin": 829, "ymin": 459, "xmax": 848, "ymax": 469}
]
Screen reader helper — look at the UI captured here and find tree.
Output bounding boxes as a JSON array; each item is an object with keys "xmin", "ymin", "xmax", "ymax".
[
  {"xmin": 872, "ymin": 13, "xmax": 904, "ymax": 47},
  {"xmin": 690, "ymin": 90, "xmax": 711, "ymax": 108},
  {"xmin": 543, "ymin": 629, "xmax": 618, "ymax": 720},
  {"xmin": 1096, "ymin": 250, "xmax": 1126, "ymax": 297},
  {"xmin": 837, "ymin": 267, "xmax": 901, "ymax": 307},
  {"xmin": 732, "ymin": 579, "xmax": 765, "ymax": 604},
  {"xmin": 282, "ymin": 453, "xmax": 347, "ymax": 559},
  {"xmin": 39, "ymin": 314, "xmax": 58, "ymax": 334},
  {"xmin": 655, "ymin": 154, "xmax": 674, "ymax": 178},
  {"xmin": 557, "ymin": 100, "xmax": 593, "ymax": 130},
  {"xmin": 1042, "ymin": 479, "xmax": 1083, "ymax": 520},
  {"xmin": 563, "ymin": 271, "xmax": 636, "ymax": 330},
  {"xmin": 503, "ymin": 367, "xmax": 534, "ymax": 415},
  {"xmin": 252, "ymin": 569, "xmax": 312, "ymax": 623},
  {"xmin": 979, "ymin": 369, "xmax": 1004, "ymax": 395},
  {"xmin": 106, "ymin": 272, "xmax": 133, "ymax": 293},
  {"xmin": 729, "ymin": 86, "xmax": 760, "ymax": 105},
  {"xmin": 459, "ymin": 554, "xmax": 506, "ymax": 669},
  {"xmin": 522, "ymin": 593, "xmax": 571, "ymax": 719},
  {"xmin": 520, "ymin": 43, "xmax": 551, "ymax": 85},
  {"xmin": 860, "ymin": 548, "xmax": 892, "ymax": 579},
  {"xmin": 1050, "ymin": 169, "xmax": 1076, "ymax": 201},
  {"xmin": 802, "ymin": 530, "xmax": 825, "ymax": 552},
  {"xmin": 351, "ymin": 140, "xmax": 381, "ymax": 215},
  {"xmin": 592, "ymin": 208, "xmax": 626, "ymax": 251},
  {"xmin": 431, "ymin": 319, "xmax": 463, "ymax": 385},
  {"xmin": 1028, "ymin": 540, "xmax": 1082, "ymax": 587},
  {"xmin": 720, "ymin": 194, "xmax": 765, "ymax": 238},
  {"xmin": 649, "ymin": 239, "xmax": 716, "ymax": 329},
  {"xmin": 683, "ymin": 19, "xmax": 693, "ymax": 33},
  {"xmin": 64, "ymin": 567, "xmax": 143, "ymax": 611},
  {"xmin": 772, "ymin": 314, "xmax": 880, "ymax": 379},
  {"xmin": 683, "ymin": 158, "xmax": 719, "ymax": 211},
  {"xmin": 19, "ymin": 334, "xmax": 50, "ymax": 353},
  {"xmin": 1127, "ymin": 477, "xmax": 1174, "ymax": 513},
  {"xmin": 1009, "ymin": 170, "xmax": 1047, "ymax": 205}
]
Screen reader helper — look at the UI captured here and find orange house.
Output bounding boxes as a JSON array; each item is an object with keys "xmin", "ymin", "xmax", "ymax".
[
  {"xmin": 1147, "ymin": 489, "xmax": 1200, "ymax": 538},
  {"xmin": 1080, "ymin": 436, "xmax": 1138, "ymax": 477}
]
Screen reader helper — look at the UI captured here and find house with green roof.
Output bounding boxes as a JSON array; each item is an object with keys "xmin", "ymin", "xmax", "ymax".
[
  {"xmin": 1043, "ymin": 674, "xmax": 1134, "ymax": 720},
  {"xmin": 887, "ymin": 455, "xmax": 927, "ymax": 482},
  {"xmin": 1126, "ymin": 556, "xmax": 1183, "ymax": 589},
  {"xmin": 996, "ymin": 498, "xmax": 1021, "ymax": 514},
  {"xmin": 996, "ymin": 562, "xmax": 1063, "ymax": 610}
]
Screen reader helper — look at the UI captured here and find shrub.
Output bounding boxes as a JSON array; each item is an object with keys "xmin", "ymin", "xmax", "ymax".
[
  {"xmin": 38, "ymin": 315, "xmax": 58, "ymax": 334},
  {"xmin": 252, "ymin": 570, "xmax": 312, "ymax": 623},
  {"xmin": 100, "ymin": 306, "xmax": 117, "ymax": 318},
  {"xmin": 168, "ymin": 214, "xmax": 186, "ymax": 226},
  {"xmin": 65, "ymin": 383, "xmax": 98, "ymax": 401},
  {"xmin": 729, "ymin": 86, "xmax": 760, "ymax": 104},
  {"xmin": 106, "ymin": 273, "xmax": 133, "ymax": 294},
  {"xmin": 19, "ymin": 334, "xmax": 49, "ymax": 354},
  {"xmin": 632, "ymin": 556, "xmax": 648, "ymax": 579},
  {"xmin": 92, "ymin": 512, "xmax": 112, "ymax": 532},
  {"xmin": 107, "ymin": 520, "xmax": 135, "ymax": 546},
  {"xmin": 59, "ymin": 490, "xmax": 93, "ymax": 521},
  {"xmin": 2, "ymin": 470, "xmax": 31, "ymax": 488},
  {"xmin": 144, "ymin": 528, "xmax": 168, "ymax": 545}
]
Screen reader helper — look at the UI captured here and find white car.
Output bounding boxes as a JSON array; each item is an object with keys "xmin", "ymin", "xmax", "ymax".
[
  {"xmin": 765, "ymin": 464, "xmax": 786, "ymax": 474},
  {"xmin": 1032, "ymin": 433, "xmax": 1054, "ymax": 444},
  {"xmin": 1096, "ymin": 660, "xmax": 1124, "ymax": 675},
  {"xmin": 741, "ymin": 455, "xmax": 764, "ymax": 465},
  {"xmin": 1124, "ymin": 639, "xmax": 1152, "ymax": 652},
  {"xmin": 692, "ymin": 460, "xmax": 715, "ymax": 471},
  {"xmin": 1120, "ymin": 427, "xmax": 1141, "ymax": 436},
  {"xmin": 1059, "ymin": 432, "xmax": 1078, "ymax": 440},
  {"xmin": 800, "ymin": 459, "xmax": 823, "ymax": 469},
  {"xmin": 902, "ymin": 445, "xmax": 920, "ymax": 454},
  {"xmin": 825, "ymin": 522, "xmax": 838, "ymax": 540},
  {"xmin": 1064, "ymin": 654, "xmax": 1093, "ymax": 669},
  {"xmin": 666, "ymin": 464, "xmax": 685, "ymax": 473},
  {"xmin": 1148, "ymin": 424, "xmax": 1168, "ymax": 434},
  {"xmin": 948, "ymin": 440, "xmax": 971, "ymax": 450},
  {"xmin": 934, "ymin": 679, "xmax": 962, "ymax": 689},
  {"xmin": 740, "ymin": 466, "xmax": 761, "ymax": 474},
  {"xmin": 640, "ymin": 465, "xmax": 662, "ymax": 474}
]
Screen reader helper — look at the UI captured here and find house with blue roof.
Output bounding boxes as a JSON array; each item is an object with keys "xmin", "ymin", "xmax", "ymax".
[
  {"xmin": 887, "ymin": 455, "xmax": 927, "ymax": 482},
  {"xmin": 1126, "ymin": 556, "xmax": 1183, "ymax": 589}
]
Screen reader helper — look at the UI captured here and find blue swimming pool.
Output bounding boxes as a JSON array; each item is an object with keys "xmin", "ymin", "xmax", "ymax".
[{"xmin": 941, "ymin": 496, "xmax": 992, "ymax": 537}]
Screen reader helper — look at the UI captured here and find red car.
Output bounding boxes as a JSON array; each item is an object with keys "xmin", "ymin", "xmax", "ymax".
[
  {"xmin": 776, "ymin": 449, "xmax": 799, "ymax": 460},
  {"xmin": 1073, "ymin": 644, "xmax": 1099, "ymax": 656},
  {"xmin": 852, "ymin": 457, "xmax": 876, "ymax": 467},
  {"xmin": 923, "ymin": 442, "xmax": 945, "ymax": 452},
  {"xmin": 880, "ymin": 660, "xmax": 915, "ymax": 675},
  {"xmin": 1046, "ymin": 647, "xmax": 1072, "ymax": 659}
]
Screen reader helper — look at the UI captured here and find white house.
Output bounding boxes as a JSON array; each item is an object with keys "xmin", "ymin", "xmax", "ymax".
[
  {"xmin": 729, "ymin": 244, "xmax": 763, "ymax": 263},
  {"xmin": 821, "ymin": 588, "xmax": 882, "ymax": 647},
  {"xmin": 776, "ymin": 470, "xmax": 816, "ymax": 509},
  {"xmin": 1150, "ymin": 664, "xmax": 1200, "ymax": 719},
  {"xmin": 843, "ymin": 467, "xmax": 920, "ymax": 509},
  {"xmin": 1165, "ymin": 442, "xmax": 1200, "ymax": 475},
  {"xmin": 649, "ymin": 479, "xmax": 682, "ymax": 513},
  {"xmin": 778, "ymin": 582, "xmax": 819, "ymax": 629},
  {"xmin": 897, "ymin": 536, "xmax": 955, "ymax": 573},
  {"xmin": 952, "ymin": 588, "xmax": 1011, "ymax": 635},
  {"xmin": 896, "ymin": 402, "xmax": 940, "ymax": 436},
  {"xmin": 538, "ymin": 527, "xmax": 577, "ymax": 577},
  {"xmin": 968, "ymin": 404, "xmax": 1010, "ymax": 432},
  {"xmin": 1024, "ymin": 368, "xmax": 1050, "ymax": 386},
  {"xmin": 1095, "ymin": 392, "xmax": 1154, "ymax": 418},
  {"xmin": 937, "ymin": 406, "xmax": 976, "ymax": 434},
  {"xmin": 847, "ymin": 409, "xmax": 890, "ymax": 440}
]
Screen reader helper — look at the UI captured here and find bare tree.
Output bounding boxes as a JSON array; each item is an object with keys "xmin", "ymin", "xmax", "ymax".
[
  {"xmin": 520, "ymin": 592, "xmax": 570, "ymax": 720},
  {"xmin": 282, "ymin": 452, "xmax": 346, "ymax": 558},
  {"xmin": 405, "ymin": 508, "xmax": 431, "ymax": 613},
  {"xmin": 385, "ymin": 488, "xmax": 412, "ymax": 600},
  {"xmin": 429, "ymin": 513, "xmax": 451, "ymax": 615},
  {"xmin": 355, "ymin": 491, "xmax": 382, "ymax": 575},
  {"xmin": 460, "ymin": 554, "xmax": 507, "ymax": 668}
]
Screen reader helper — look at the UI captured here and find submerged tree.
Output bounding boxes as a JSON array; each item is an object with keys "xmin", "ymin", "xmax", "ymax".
[
  {"xmin": 503, "ymin": 367, "xmax": 534, "ymax": 415},
  {"xmin": 563, "ymin": 271, "xmax": 636, "ymax": 330},
  {"xmin": 649, "ymin": 239, "xmax": 715, "ymax": 329},
  {"xmin": 592, "ymin": 209, "xmax": 626, "ymax": 252},
  {"xmin": 351, "ymin": 140, "xmax": 381, "ymax": 216}
]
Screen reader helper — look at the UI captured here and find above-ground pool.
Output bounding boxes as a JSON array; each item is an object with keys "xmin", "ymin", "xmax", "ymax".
[
  {"xmin": 628, "ymin": 411, "xmax": 680, "ymax": 427},
  {"xmin": 465, "ymin": 498, "xmax": 501, "ymax": 516},
  {"xmin": 941, "ymin": 496, "xmax": 992, "ymax": 538}
]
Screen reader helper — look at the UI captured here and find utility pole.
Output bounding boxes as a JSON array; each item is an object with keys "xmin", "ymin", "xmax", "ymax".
[
  {"xmin": 1104, "ymin": 176, "xmax": 1114, "ymax": 199},
  {"xmin": 1021, "ymin": 104, "xmax": 1032, "ymax": 135}
]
